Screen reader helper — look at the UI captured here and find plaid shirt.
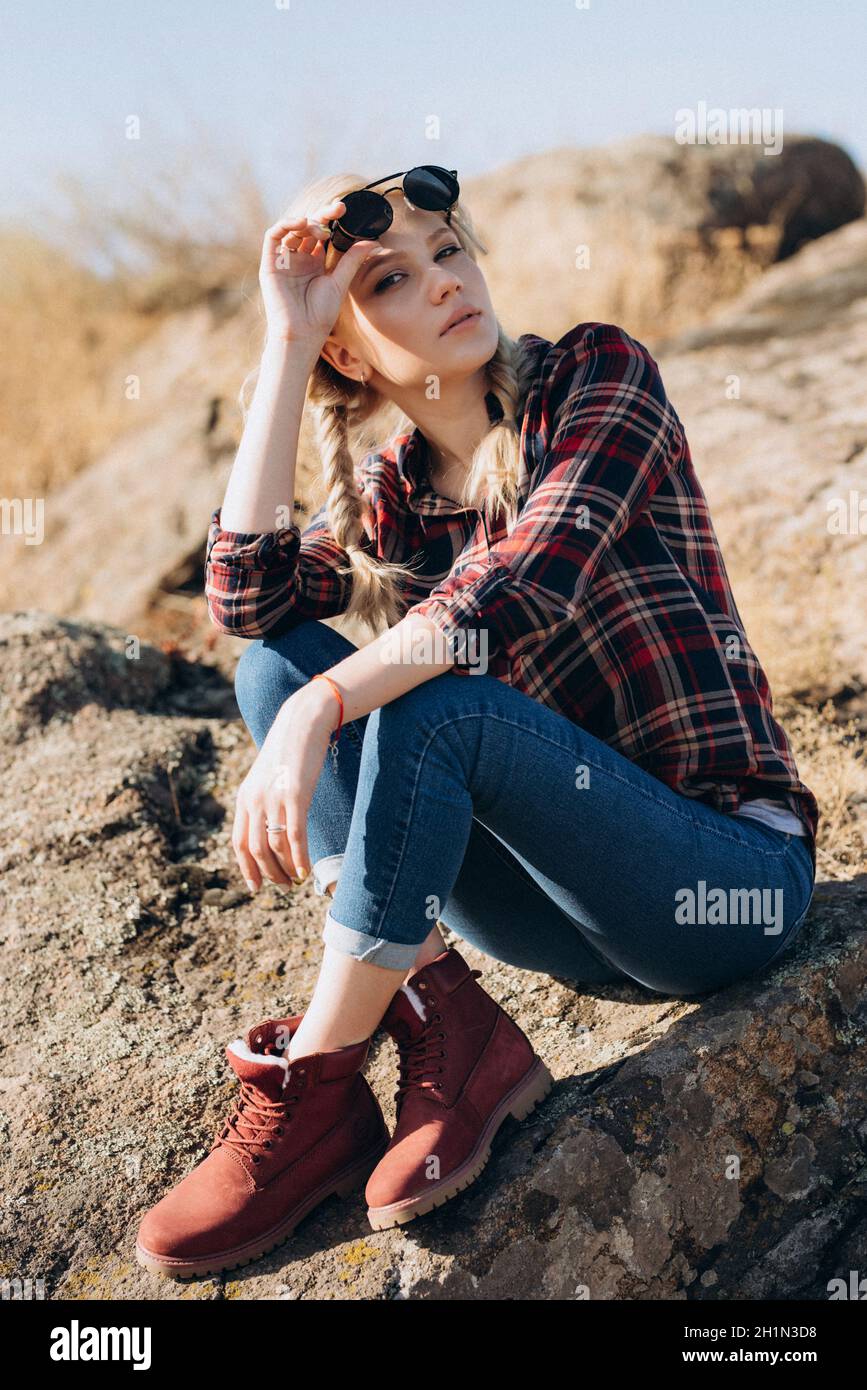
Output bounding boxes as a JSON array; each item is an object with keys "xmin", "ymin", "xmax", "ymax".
[{"xmin": 206, "ymin": 321, "xmax": 819, "ymax": 870}]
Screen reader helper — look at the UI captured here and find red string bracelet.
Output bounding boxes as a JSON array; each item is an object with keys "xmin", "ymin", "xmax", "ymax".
[{"xmin": 310, "ymin": 674, "xmax": 345, "ymax": 771}]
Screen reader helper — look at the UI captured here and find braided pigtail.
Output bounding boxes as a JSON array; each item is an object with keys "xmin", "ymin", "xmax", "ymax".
[
  {"xmin": 454, "ymin": 326, "xmax": 538, "ymax": 531},
  {"xmin": 308, "ymin": 366, "xmax": 425, "ymax": 635}
]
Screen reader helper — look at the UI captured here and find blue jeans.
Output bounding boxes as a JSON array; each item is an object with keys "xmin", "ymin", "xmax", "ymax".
[{"xmin": 233, "ymin": 620, "xmax": 816, "ymax": 998}]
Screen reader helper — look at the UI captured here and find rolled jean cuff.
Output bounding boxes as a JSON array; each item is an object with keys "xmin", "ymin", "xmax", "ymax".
[
  {"xmin": 312, "ymin": 853, "xmax": 345, "ymax": 897},
  {"xmin": 322, "ymin": 910, "xmax": 420, "ymax": 970}
]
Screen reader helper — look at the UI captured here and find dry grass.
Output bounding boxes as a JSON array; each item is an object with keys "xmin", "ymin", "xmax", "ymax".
[
  {"xmin": 776, "ymin": 699, "xmax": 866, "ymax": 879},
  {"xmin": 725, "ymin": 561, "xmax": 866, "ymax": 877},
  {"xmin": 0, "ymin": 151, "xmax": 269, "ymax": 498},
  {"xmin": 52, "ymin": 150, "xmax": 269, "ymax": 314},
  {"xmin": 0, "ymin": 231, "xmax": 144, "ymax": 497}
]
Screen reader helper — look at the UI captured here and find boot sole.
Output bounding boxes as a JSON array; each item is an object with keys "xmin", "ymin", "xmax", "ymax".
[
  {"xmin": 366, "ymin": 1055, "xmax": 553, "ymax": 1230},
  {"xmin": 134, "ymin": 1134, "xmax": 390, "ymax": 1280}
]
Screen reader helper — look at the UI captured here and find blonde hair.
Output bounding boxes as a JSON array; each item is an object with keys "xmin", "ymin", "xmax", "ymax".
[{"xmin": 240, "ymin": 170, "xmax": 537, "ymax": 636}]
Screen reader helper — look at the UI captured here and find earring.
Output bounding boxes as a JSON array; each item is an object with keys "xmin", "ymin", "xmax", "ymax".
[{"xmin": 360, "ymin": 370, "xmax": 366, "ymax": 387}]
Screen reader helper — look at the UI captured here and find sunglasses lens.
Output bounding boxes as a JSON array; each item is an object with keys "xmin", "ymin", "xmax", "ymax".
[
  {"xmin": 404, "ymin": 165, "xmax": 459, "ymax": 210},
  {"xmin": 332, "ymin": 189, "xmax": 392, "ymax": 248}
]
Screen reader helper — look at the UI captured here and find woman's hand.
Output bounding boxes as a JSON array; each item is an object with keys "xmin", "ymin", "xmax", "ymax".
[
  {"xmin": 231, "ymin": 683, "xmax": 337, "ymax": 895},
  {"xmin": 259, "ymin": 199, "xmax": 379, "ymax": 350}
]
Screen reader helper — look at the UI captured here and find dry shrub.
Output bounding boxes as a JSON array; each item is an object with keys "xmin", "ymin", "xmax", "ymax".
[
  {"xmin": 777, "ymin": 697, "xmax": 867, "ymax": 878},
  {"xmin": 729, "ymin": 556, "xmax": 847, "ymax": 704},
  {"xmin": 0, "ymin": 151, "xmax": 269, "ymax": 499},
  {"xmin": 52, "ymin": 153, "xmax": 268, "ymax": 316},
  {"xmin": 0, "ymin": 230, "xmax": 153, "ymax": 497}
]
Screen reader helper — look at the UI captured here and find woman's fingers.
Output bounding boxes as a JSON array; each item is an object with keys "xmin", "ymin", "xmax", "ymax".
[
  {"xmin": 247, "ymin": 818, "xmax": 298, "ymax": 886},
  {"xmin": 231, "ymin": 798, "xmax": 261, "ymax": 892},
  {"xmin": 259, "ymin": 804, "xmax": 301, "ymax": 882},
  {"xmin": 280, "ymin": 224, "xmax": 330, "ymax": 257},
  {"xmin": 233, "ymin": 786, "xmax": 296, "ymax": 890},
  {"xmin": 287, "ymin": 235, "xmax": 318, "ymax": 257},
  {"xmin": 267, "ymin": 200, "xmax": 344, "ymax": 250},
  {"xmin": 281, "ymin": 804, "xmax": 311, "ymax": 885},
  {"xmin": 264, "ymin": 777, "xmax": 310, "ymax": 883}
]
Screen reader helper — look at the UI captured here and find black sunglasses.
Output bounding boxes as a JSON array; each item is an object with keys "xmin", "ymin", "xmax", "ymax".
[{"xmin": 326, "ymin": 166, "xmax": 460, "ymax": 253}]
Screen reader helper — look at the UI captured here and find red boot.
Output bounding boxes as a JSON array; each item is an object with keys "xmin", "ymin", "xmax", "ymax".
[
  {"xmin": 135, "ymin": 1014, "xmax": 389, "ymax": 1278},
  {"xmin": 365, "ymin": 947, "xmax": 552, "ymax": 1229}
]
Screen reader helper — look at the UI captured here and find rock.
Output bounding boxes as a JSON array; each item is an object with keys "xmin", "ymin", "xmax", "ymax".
[
  {"xmin": 0, "ymin": 304, "xmax": 249, "ymax": 637},
  {"xmin": 653, "ymin": 218, "xmax": 867, "ymax": 699},
  {"xmin": 465, "ymin": 133, "xmax": 864, "ymax": 345},
  {"xmin": 0, "ymin": 610, "xmax": 172, "ymax": 743},
  {"xmin": 0, "ymin": 614, "xmax": 863, "ymax": 1301},
  {"xmin": 391, "ymin": 906, "xmax": 867, "ymax": 1300},
  {"xmin": 698, "ymin": 134, "xmax": 865, "ymax": 260}
]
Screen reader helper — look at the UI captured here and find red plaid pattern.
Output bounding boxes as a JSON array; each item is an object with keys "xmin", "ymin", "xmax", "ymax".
[{"xmin": 206, "ymin": 321, "xmax": 819, "ymax": 870}]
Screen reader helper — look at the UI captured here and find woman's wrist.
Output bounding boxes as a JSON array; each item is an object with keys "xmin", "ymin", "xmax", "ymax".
[
  {"xmin": 284, "ymin": 677, "xmax": 342, "ymax": 736},
  {"xmin": 263, "ymin": 329, "xmax": 322, "ymax": 373}
]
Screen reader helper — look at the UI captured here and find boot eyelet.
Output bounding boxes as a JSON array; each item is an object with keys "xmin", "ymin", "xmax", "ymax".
[
  {"xmin": 263, "ymin": 1140, "xmax": 272, "ymax": 1149},
  {"xmin": 275, "ymin": 1126, "xmax": 283, "ymax": 1135},
  {"xmin": 252, "ymin": 1155, "xmax": 261, "ymax": 1164}
]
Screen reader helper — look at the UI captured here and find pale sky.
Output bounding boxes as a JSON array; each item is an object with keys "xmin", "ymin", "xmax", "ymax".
[{"xmin": 2, "ymin": 0, "xmax": 863, "ymax": 254}]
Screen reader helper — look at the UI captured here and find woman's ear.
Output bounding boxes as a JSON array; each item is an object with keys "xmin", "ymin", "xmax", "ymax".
[{"xmin": 319, "ymin": 332, "xmax": 364, "ymax": 385}]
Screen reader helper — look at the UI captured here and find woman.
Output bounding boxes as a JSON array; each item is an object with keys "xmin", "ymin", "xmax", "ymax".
[{"xmin": 135, "ymin": 166, "xmax": 819, "ymax": 1279}]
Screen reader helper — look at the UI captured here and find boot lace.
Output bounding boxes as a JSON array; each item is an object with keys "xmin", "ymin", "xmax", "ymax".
[
  {"xmin": 394, "ymin": 971, "xmax": 482, "ymax": 1113},
  {"xmin": 211, "ymin": 1048, "xmax": 300, "ymax": 1163}
]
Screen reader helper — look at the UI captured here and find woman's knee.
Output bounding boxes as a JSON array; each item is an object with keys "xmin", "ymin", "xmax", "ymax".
[
  {"xmin": 233, "ymin": 639, "xmax": 294, "ymax": 723},
  {"xmin": 234, "ymin": 620, "xmax": 341, "ymax": 701},
  {"xmin": 233, "ymin": 619, "xmax": 365, "ymax": 744}
]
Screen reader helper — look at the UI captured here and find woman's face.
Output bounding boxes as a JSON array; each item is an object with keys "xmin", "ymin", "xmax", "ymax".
[{"xmin": 326, "ymin": 193, "xmax": 499, "ymax": 392}]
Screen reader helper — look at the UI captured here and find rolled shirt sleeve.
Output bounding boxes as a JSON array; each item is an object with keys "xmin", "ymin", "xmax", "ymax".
[
  {"xmin": 204, "ymin": 465, "xmax": 373, "ymax": 638},
  {"xmin": 405, "ymin": 324, "xmax": 684, "ymax": 674}
]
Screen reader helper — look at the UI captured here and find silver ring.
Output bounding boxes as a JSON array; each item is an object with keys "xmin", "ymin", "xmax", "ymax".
[{"xmin": 266, "ymin": 824, "xmax": 287, "ymax": 834}]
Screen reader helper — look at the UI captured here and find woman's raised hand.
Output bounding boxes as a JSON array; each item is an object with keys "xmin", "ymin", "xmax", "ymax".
[{"xmin": 259, "ymin": 199, "xmax": 378, "ymax": 350}]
